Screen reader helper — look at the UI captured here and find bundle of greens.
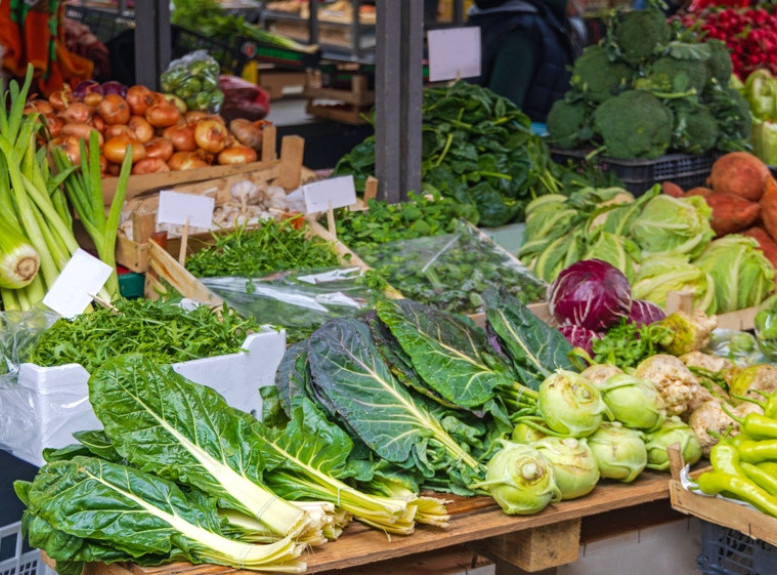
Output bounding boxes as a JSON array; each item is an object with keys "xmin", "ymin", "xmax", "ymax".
[
  {"xmin": 546, "ymin": 3, "xmax": 751, "ymax": 158},
  {"xmin": 334, "ymin": 81, "xmax": 571, "ymax": 227},
  {"xmin": 29, "ymin": 298, "xmax": 260, "ymax": 371},
  {"xmin": 185, "ymin": 219, "xmax": 341, "ymax": 278}
]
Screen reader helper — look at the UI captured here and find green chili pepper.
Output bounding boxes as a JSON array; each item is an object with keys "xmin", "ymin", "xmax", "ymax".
[
  {"xmin": 736, "ymin": 439, "xmax": 777, "ymax": 464},
  {"xmin": 757, "ymin": 461, "xmax": 777, "ymax": 477},
  {"xmin": 740, "ymin": 412, "xmax": 777, "ymax": 440},
  {"xmin": 741, "ymin": 461, "xmax": 777, "ymax": 497},
  {"xmin": 697, "ymin": 471, "xmax": 777, "ymax": 517},
  {"xmin": 709, "ymin": 442, "xmax": 744, "ymax": 475}
]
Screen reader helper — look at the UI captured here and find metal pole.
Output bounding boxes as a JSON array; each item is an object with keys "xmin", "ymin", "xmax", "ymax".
[
  {"xmin": 134, "ymin": 0, "xmax": 171, "ymax": 91},
  {"xmin": 374, "ymin": 0, "xmax": 423, "ymax": 203}
]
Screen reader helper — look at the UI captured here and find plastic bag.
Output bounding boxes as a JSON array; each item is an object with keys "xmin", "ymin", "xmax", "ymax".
[
  {"xmin": 705, "ymin": 329, "xmax": 768, "ymax": 365},
  {"xmin": 160, "ymin": 49, "xmax": 224, "ymax": 113},
  {"xmin": 0, "ymin": 306, "xmax": 60, "ymax": 387},
  {"xmin": 354, "ymin": 220, "xmax": 547, "ymax": 315},
  {"xmin": 201, "ymin": 266, "xmax": 384, "ymax": 344}
]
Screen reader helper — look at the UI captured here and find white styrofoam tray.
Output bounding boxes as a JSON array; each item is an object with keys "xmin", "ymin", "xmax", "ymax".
[{"xmin": 0, "ymin": 328, "xmax": 286, "ymax": 468}]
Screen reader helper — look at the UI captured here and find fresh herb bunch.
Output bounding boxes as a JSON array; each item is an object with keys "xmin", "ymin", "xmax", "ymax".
[
  {"xmin": 591, "ymin": 318, "xmax": 674, "ymax": 369},
  {"xmin": 334, "ymin": 192, "xmax": 480, "ymax": 250},
  {"xmin": 357, "ymin": 222, "xmax": 546, "ymax": 314},
  {"xmin": 185, "ymin": 219, "xmax": 341, "ymax": 278},
  {"xmin": 30, "ymin": 298, "xmax": 260, "ymax": 371}
]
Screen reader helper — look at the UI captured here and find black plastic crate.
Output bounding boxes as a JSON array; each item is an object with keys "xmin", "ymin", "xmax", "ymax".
[
  {"xmin": 64, "ymin": 5, "xmax": 135, "ymax": 44},
  {"xmin": 551, "ymin": 148, "xmax": 719, "ymax": 196},
  {"xmin": 697, "ymin": 520, "xmax": 777, "ymax": 575}
]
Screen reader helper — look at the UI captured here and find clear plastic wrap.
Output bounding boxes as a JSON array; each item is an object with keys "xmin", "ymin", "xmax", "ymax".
[
  {"xmin": 201, "ymin": 266, "xmax": 383, "ymax": 344},
  {"xmin": 0, "ymin": 306, "xmax": 60, "ymax": 387},
  {"xmin": 354, "ymin": 220, "xmax": 547, "ymax": 315},
  {"xmin": 705, "ymin": 329, "xmax": 768, "ymax": 365},
  {"xmin": 160, "ymin": 49, "xmax": 224, "ymax": 113}
]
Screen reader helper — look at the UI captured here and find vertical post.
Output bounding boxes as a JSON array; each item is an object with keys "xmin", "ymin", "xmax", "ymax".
[
  {"xmin": 374, "ymin": 0, "xmax": 423, "ymax": 203},
  {"xmin": 134, "ymin": 0, "xmax": 171, "ymax": 91}
]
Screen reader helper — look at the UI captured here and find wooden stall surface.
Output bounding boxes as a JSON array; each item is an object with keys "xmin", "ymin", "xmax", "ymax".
[{"xmin": 64, "ymin": 471, "xmax": 673, "ymax": 575}]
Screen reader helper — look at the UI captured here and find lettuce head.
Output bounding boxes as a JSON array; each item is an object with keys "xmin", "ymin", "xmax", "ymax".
[
  {"xmin": 632, "ymin": 255, "xmax": 715, "ymax": 314},
  {"xmin": 629, "ymin": 195, "xmax": 714, "ymax": 259}
]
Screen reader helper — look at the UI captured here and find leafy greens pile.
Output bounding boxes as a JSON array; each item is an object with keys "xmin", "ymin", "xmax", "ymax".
[
  {"xmin": 334, "ymin": 81, "xmax": 572, "ymax": 227},
  {"xmin": 185, "ymin": 219, "xmax": 341, "ymax": 278},
  {"xmin": 29, "ymin": 298, "xmax": 260, "ymax": 371}
]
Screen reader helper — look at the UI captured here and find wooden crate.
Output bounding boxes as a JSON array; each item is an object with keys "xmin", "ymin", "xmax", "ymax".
[
  {"xmin": 665, "ymin": 291, "xmax": 759, "ymax": 332},
  {"xmin": 115, "ymin": 134, "xmax": 307, "ymax": 274},
  {"xmin": 46, "ymin": 470, "xmax": 676, "ymax": 575},
  {"xmin": 305, "ymin": 70, "xmax": 373, "ymax": 125}
]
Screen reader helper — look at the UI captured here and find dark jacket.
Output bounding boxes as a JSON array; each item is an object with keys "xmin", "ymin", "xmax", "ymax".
[{"xmin": 469, "ymin": 0, "xmax": 575, "ymax": 123}]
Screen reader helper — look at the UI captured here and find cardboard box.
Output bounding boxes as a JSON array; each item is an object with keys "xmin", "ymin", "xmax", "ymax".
[{"xmin": 0, "ymin": 329, "xmax": 286, "ymax": 468}]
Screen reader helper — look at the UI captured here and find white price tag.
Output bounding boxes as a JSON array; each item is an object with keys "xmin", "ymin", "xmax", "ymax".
[
  {"xmin": 428, "ymin": 27, "xmax": 481, "ymax": 82},
  {"xmin": 43, "ymin": 249, "xmax": 114, "ymax": 319},
  {"xmin": 303, "ymin": 175, "xmax": 357, "ymax": 214},
  {"xmin": 157, "ymin": 191, "xmax": 215, "ymax": 229}
]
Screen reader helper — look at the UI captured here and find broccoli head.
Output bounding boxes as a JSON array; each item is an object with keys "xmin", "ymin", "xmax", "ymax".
[
  {"xmin": 570, "ymin": 45, "xmax": 636, "ymax": 104},
  {"xmin": 705, "ymin": 84, "xmax": 752, "ymax": 150},
  {"xmin": 638, "ymin": 55, "xmax": 709, "ymax": 95},
  {"xmin": 611, "ymin": 8, "xmax": 673, "ymax": 65},
  {"xmin": 669, "ymin": 100, "xmax": 719, "ymax": 154},
  {"xmin": 593, "ymin": 90, "xmax": 674, "ymax": 159},
  {"xmin": 546, "ymin": 99, "xmax": 593, "ymax": 149},
  {"xmin": 704, "ymin": 38, "xmax": 733, "ymax": 85}
]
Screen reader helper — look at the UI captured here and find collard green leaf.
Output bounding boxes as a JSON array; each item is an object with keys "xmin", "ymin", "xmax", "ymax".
[
  {"xmin": 19, "ymin": 457, "xmax": 304, "ymax": 571},
  {"xmin": 483, "ymin": 288, "xmax": 575, "ymax": 389},
  {"xmin": 376, "ymin": 299, "xmax": 515, "ymax": 408},
  {"xmin": 274, "ymin": 341, "xmax": 311, "ymax": 417},
  {"xmin": 306, "ymin": 318, "xmax": 484, "ymax": 485},
  {"xmin": 88, "ymin": 354, "xmax": 308, "ymax": 538}
]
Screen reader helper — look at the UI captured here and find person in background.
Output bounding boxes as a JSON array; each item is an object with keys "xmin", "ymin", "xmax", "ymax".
[{"xmin": 468, "ymin": 0, "xmax": 581, "ymax": 124}]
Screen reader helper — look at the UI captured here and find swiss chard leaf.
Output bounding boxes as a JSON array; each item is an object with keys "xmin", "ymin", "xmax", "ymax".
[
  {"xmin": 274, "ymin": 341, "xmax": 312, "ymax": 417},
  {"xmin": 306, "ymin": 318, "xmax": 485, "ymax": 487},
  {"xmin": 376, "ymin": 299, "xmax": 516, "ymax": 408},
  {"xmin": 88, "ymin": 354, "xmax": 308, "ymax": 538},
  {"xmin": 18, "ymin": 456, "xmax": 304, "ymax": 570},
  {"xmin": 483, "ymin": 288, "xmax": 576, "ymax": 389}
]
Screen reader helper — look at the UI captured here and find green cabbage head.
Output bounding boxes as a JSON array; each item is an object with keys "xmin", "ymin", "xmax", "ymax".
[
  {"xmin": 631, "ymin": 255, "xmax": 715, "ymax": 314},
  {"xmin": 629, "ymin": 195, "xmax": 714, "ymax": 259},
  {"xmin": 694, "ymin": 235, "xmax": 776, "ymax": 314}
]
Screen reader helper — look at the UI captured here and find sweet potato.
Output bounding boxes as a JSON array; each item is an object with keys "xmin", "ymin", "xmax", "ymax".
[
  {"xmin": 685, "ymin": 186, "xmax": 713, "ymax": 197},
  {"xmin": 661, "ymin": 181, "xmax": 685, "ymax": 198},
  {"xmin": 743, "ymin": 226, "xmax": 777, "ymax": 270},
  {"xmin": 709, "ymin": 151, "xmax": 770, "ymax": 201},
  {"xmin": 704, "ymin": 192, "xmax": 761, "ymax": 236},
  {"xmin": 761, "ymin": 175, "xmax": 777, "ymax": 241}
]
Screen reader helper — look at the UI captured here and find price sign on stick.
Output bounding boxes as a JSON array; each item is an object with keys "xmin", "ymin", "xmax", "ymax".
[
  {"xmin": 303, "ymin": 175, "xmax": 357, "ymax": 237},
  {"xmin": 43, "ymin": 249, "xmax": 114, "ymax": 319},
  {"xmin": 157, "ymin": 191, "xmax": 215, "ymax": 229},
  {"xmin": 157, "ymin": 191, "xmax": 215, "ymax": 266},
  {"xmin": 428, "ymin": 27, "xmax": 481, "ymax": 83}
]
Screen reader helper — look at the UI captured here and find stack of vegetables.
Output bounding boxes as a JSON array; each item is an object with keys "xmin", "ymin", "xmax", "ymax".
[
  {"xmin": 0, "ymin": 69, "xmax": 131, "ymax": 312},
  {"xmin": 677, "ymin": 4, "xmax": 777, "ymax": 81},
  {"xmin": 519, "ymin": 180, "xmax": 776, "ymax": 315},
  {"xmin": 547, "ymin": 2, "xmax": 751, "ymax": 159},
  {"xmin": 333, "ymin": 81, "xmax": 608, "ymax": 227}
]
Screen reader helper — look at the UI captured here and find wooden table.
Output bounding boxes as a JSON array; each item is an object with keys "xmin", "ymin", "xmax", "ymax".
[{"xmin": 71, "ymin": 471, "xmax": 685, "ymax": 575}]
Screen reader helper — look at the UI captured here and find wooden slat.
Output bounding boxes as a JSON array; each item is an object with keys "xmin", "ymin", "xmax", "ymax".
[
  {"xmin": 145, "ymin": 241, "xmax": 223, "ymax": 307},
  {"xmin": 477, "ymin": 519, "xmax": 580, "ymax": 572},
  {"xmin": 112, "ymin": 472, "xmax": 670, "ymax": 575}
]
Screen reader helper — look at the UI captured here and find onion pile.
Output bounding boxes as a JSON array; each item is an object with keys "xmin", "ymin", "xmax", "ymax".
[{"xmin": 31, "ymin": 82, "xmax": 268, "ymax": 176}]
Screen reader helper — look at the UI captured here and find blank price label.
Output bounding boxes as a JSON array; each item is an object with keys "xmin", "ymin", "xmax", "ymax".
[
  {"xmin": 303, "ymin": 175, "xmax": 357, "ymax": 214},
  {"xmin": 428, "ymin": 27, "xmax": 481, "ymax": 82},
  {"xmin": 157, "ymin": 191, "xmax": 215, "ymax": 229},
  {"xmin": 43, "ymin": 249, "xmax": 114, "ymax": 319}
]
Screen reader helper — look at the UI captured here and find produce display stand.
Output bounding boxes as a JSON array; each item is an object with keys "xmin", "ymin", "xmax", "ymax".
[
  {"xmin": 46, "ymin": 471, "xmax": 680, "ymax": 575},
  {"xmin": 111, "ymin": 132, "xmax": 306, "ymax": 274},
  {"xmin": 304, "ymin": 69, "xmax": 374, "ymax": 126}
]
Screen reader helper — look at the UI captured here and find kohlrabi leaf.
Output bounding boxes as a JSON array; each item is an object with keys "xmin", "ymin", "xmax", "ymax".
[
  {"xmin": 19, "ymin": 457, "xmax": 304, "ymax": 571},
  {"xmin": 88, "ymin": 353, "xmax": 309, "ymax": 539},
  {"xmin": 483, "ymin": 287, "xmax": 576, "ymax": 389},
  {"xmin": 376, "ymin": 299, "xmax": 515, "ymax": 408},
  {"xmin": 306, "ymin": 318, "xmax": 485, "ymax": 487}
]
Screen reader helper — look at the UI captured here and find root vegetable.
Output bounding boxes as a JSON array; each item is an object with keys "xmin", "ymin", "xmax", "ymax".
[
  {"xmin": 96, "ymin": 94, "xmax": 131, "ymax": 125},
  {"xmin": 661, "ymin": 181, "xmax": 684, "ymax": 198},
  {"xmin": 125, "ymin": 85, "xmax": 155, "ymax": 116},
  {"xmin": 168, "ymin": 151, "xmax": 209, "ymax": 171},
  {"xmin": 24, "ymin": 99, "xmax": 53, "ymax": 115},
  {"xmin": 60, "ymin": 123, "xmax": 104, "ymax": 146},
  {"xmin": 82, "ymin": 92, "xmax": 104, "ymax": 108},
  {"xmin": 59, "ymin": 102, "xmax": 93, "ymax": 124},
  {"xmin": 709, "ymin": 151, "xmax": 770, "ymax": 201},
  {"xmin": 103, "ymin": 135, "xmax": 146, "ymax": 164},
  {"xmin": 185, "ymin": 110, "xmax": 209, "ymax": 125},
  {"xmin": 48, "ymin": 85, "xmax": 73, "ymax": 111},
  {"xmin": 742, "ymin": 226, "xmax": 777, "ymax": 270},
  {"xmin": 145, "ymin": 137, "xmax": 174, "ymax": 161},
  {"xmin": 163, "ymin": 124, "xmax": 197, "ymax": 151},
  {"xmin": 760, "ymin": 176, "xmax": 777, "ymax": 241},
  {"xmin": 104, "ymin": 124, "xmax": 133, "ymax": 139},
  {"xmin": 704, "ymin": 192, "xmax": 761, "ymax": 236},
  {"xmin": 40, "ymin": 114, "xmax": 64, "ymax": 138},
  {"xmin": 217, "ymin": 145, "xmax": 257, "ymax": 165},
  {"xmin": 128, "ymin": 116, "xmax": 154, "ymax": 143},
  {"xmin": 194, "ymin": 119, "xmax": 228, "ymax": 154},
  {"xmin": 145, "ymin": 102, "xmax": 181, "ymax": 128},
  {"xmin": 50, "ymin": 135, "xmax": 82, "ymax": 165},
  {"xmin": 132, "ymin": 157, "xmax": 170, "ymax": 174}
]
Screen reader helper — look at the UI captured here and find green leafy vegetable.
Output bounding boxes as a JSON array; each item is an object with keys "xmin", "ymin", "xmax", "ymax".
[
  {"xmin": 15, "ymin": 456, "xmax": 306, "ymax": 573},
  {"xmin": 185, "ymin": 220, "xmax": 341, "ymax": 279},
  {"xmin": 88, "ymin": 353, "xmax": 313, "ymax": 540},
  {"xmin": 306, "ymin": 317, "xmax": 486, "ymax": 492},
  {"xmin": 30, "ymin": 298, "xmax": 259, "ymax": 372}
]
